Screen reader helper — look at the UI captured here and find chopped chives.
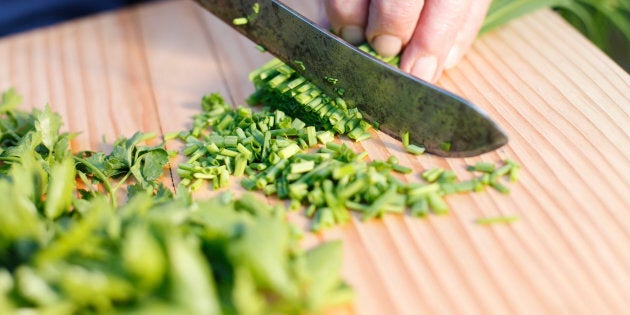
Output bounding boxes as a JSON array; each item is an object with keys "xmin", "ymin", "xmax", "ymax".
[
  {"xmin": 219, "ymin": 148, "xmax": 239, "ymax": 158},
  {"xmin": 509, "ymin": 164, "xmax": 520, "ymax": 182},
  {"xmin": 233, "ymin": 154, "xmax": 247, "ymax": 177},
  {"xmin": 290, "ymin": 161, "xmax": 315, "ymax": 174},
  {"xmin": 439, "ymin": 182, "xmax": 458, "ymax": 195},
  {"xmin": 427, "ymin": 192, "xmax": 449, "ymax": 215},
  {"xmin": 490, "ymin": 181, "xmax": 510, "ymax": 194},
  {"xmin": 189, "ymin": 178, "xmax": 204, "ymax": 191},
  {"xmin": 493, "ymin": 164, "xmax": 512, "ymax": 177},
  {"xmin": 171, "ymin": 63, "xmax": 523, "ymax": 232},
  {"xmin": 277, "ymin": 143, "xmax": 301, "ymax": 159},
  {"xmin": 392, "ymin": 164, "xmax": 412, "ymax": 174},
  {"xmin": 193, "ymin": 172, "xmax": 216, "ymax": 180},
  {"xmin": 411, "ymin": 198, "xmax": 429, "ymax": 217},
  {"xmin": 232, "ymin": 17, "xmax": 248, "ymax": 25},
  {"xmin": 454, "ymin": 180, "xmax": 476, "ymax": 193},
  {"xmin": 163, "ymin": 131, "xmax": 181, "ymax": 141},
  {"xmin": 290, "ymin": 118, "xmax": 306, "ymax": 130},
  {"xmin": 316, "ymin": 131, "xmax": 334, "ymax": 144},
  {"xmin": 438, "ymin": 170, "xmax": 458, "ymax": 183},
  {"xmin": 241, "ymin": 177, "xmax": 257, "ymax": 190},
  {"xmin": 405, "ymin": 144, "xmax": 425, "ymax": 155},
  {"xmin": 470, "ymin": 162, "xmax": 495, "ymax": 173},
  {"xmin": 183, "ymin": 144, "xmax": 199, "ymax": 156},
  {"xmin": 206, "ymin": 142, "xmax": 220, "ymax": 153},
  {"xmin": 439, "ymin": 141, "xmax": 452, "ymax": 153},
  {"xmin": 407, "ymin": 183, "xmax": 440, "ymax": 197},
  {"xmin": 294, "ymin": 60, "xmax": 306, "ymax": 70},
  {"xmin": 236, "ymin": 143, "xmax": 252, "ymax": 160},
  {"xmin": 219, "ymin": 169, "xmax": 229, "ymax": 187},
  {"xmin": 402, "ymin": 131, "xmax": 410, "ymax": 147},
  {"xmin": 475, "ymin": 215, "xmax": 519, "ymax": 225},
  {"xmin": 224, "ymin": 135, "xmax": 238, "ymax": 147},
  {"xmin": 324, "ymin": 76, "xmax": 339, "ymax": 85},
  {"xmin": 421, "ymin": 168, "xmax": 443, "ymax": 183}
]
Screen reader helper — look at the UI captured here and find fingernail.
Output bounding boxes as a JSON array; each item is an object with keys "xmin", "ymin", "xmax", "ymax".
[
  {"xmin": 340, "ymin": 25, "xmax": 365, "ymax": 45},
  {"xmin": 444, "ymin": 46, "xmax": 461, "ymax": 69},
  {"xmin": 371, "ymin": 34, "xmax": 402, "ymax": 57},
  {"xmin": 411, "ymin": 56, "xmax": 438, "ymax": 82}
]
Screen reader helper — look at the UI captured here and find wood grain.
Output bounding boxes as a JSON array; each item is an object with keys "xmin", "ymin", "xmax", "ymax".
[{"xmin": 1, "ymin": 1, "xmax": 629, "ymax": 314}]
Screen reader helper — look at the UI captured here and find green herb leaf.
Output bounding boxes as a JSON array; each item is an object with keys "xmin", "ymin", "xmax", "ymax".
[
  {"xmin": 33, "ymin": 105, "xmax": 62, "ymax": 151},
  {"xmin": 44, "ymin": 156, "xmax": 76, "ymax": 219}
]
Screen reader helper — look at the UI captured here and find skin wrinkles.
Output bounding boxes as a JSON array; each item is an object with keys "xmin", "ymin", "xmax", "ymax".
[{"xmin": 324, "ymin": 0, "xmax": 490, "ymax": 82}]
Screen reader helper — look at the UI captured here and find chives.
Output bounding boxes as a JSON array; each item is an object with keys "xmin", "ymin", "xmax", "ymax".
[
  {"xmin": 232, "ymin": 17, "xmax": 248, "ymax": 25},
  {"xmin": 439, "ymin": 141, "xmax": 452, "ymax": 153},
  {"xmin": 278, "ymin": 143, "xmax": 300, "ymax": 159},
  {"xmin": 407, "ymin": 183, "xmax": 440, "ymax": 197},
  {"xmin": 402, "ymin": 131, "xmax": 410, "ymax": 147},
  {"xmin": 490, "ymin": 181, "xmax": 510, "ymax": 194},
  {"xmin": 233, "ymin": 155, "xmax": 247, "ymax": 177},
  {"xmin": 316, "ymin": 131, "xmax": 334, "ymax": 144},
  {"xmin": 290, "ymin": 161, "xmax": 315, "ymax": 174},
  {"xmin": 405, "ymin": 144, "xmax": 425, "ymax": 155},
  {"xmin": 224, "ymin": 135, "xmax": 238, "ymax": 147},
  {"xmin": 475, "ymin": 215, "xmax": 519, "ymax": 225},
  {"xmin": 392, "ymin": 164, "xmax": 413, "ymax": 174},
  {"xmin": 470, "ymin": 162, "xmax": 495, "ymax": 173},
  {"xmin": 427, "ymin": 192, "xmax": 449, "ymax": 215},
  {"xmin": 236, "ymin": 143, "xmax": 252, "ymax": 160},
  {"xmin": 171, "ymin": 62, "xmax": 522, "ymax": 231},
  {"xmin": 411, "ymin": 198, "xmax": 429, "ymax": 217},
  {"xmin": 422, "ymin": 168, "xmax": 443, "ymax": 183}
]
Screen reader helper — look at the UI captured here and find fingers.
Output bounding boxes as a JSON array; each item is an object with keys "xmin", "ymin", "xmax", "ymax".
[
  {"xmin": 443, "ymin": 0, "xmax": 492, "ymax": 69},
  {"xmin": 324, "ymin": 0, "xmax": 370, "ymax": 44},
  {"xmin": 364, "ymin": 0, "xmax": 425, "ymax": 57},
  {"xmin": 324, "ymin": 0, "xmax": 490, "ymax": 83},
  {"xmin": 399, "ymin": 0, "xmax": 473, "ymax": 82}
]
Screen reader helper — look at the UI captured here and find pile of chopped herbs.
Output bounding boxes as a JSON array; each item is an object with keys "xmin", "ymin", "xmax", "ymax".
[
  {"xmin": 174, "ymin": 64, "xmax": 520, "ymax": 231},
  {"xmin": 0, "ymin": 88, "xmax": 351, "ymax": 315},
  {"xmin": 247, "ymin": 58, "xmax": 374, "ymax": 142}
]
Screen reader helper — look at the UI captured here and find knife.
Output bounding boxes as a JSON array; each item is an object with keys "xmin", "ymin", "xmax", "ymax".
[{"xmin": 194, "ymin": 0, "xmax": 507, "ymax": 157}]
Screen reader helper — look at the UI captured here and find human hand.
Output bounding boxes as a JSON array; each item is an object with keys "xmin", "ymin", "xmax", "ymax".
[{"xmin": 323, "ymin": 0, "xmax": 492, "ymax": 83}]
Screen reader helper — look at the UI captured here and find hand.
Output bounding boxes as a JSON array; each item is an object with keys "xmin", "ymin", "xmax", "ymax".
[{"xmin": 323, "ymin": 0, "xmax": 491, "ymax": 83}]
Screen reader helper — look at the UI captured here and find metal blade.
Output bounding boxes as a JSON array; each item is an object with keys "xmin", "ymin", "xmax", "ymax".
[{"xmin": 195, "ymin": 0, "xmax": 507, "ymax": 157}]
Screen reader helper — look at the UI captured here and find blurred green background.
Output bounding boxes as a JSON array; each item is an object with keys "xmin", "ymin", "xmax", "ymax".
[{"xmin": 484, "ymin": 0, "xmax": 630, "ymax": 72}]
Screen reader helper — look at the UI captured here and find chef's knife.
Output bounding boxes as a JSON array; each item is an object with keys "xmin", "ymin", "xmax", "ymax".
[{"xmin": 194, "ymin": 0, "xmax": 507, "ymax": 157}]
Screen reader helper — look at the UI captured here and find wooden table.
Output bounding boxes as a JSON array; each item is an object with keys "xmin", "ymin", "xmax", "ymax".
[{"xmin": 2, "ymin": 1, "xmax": 630, "ymax": 314}]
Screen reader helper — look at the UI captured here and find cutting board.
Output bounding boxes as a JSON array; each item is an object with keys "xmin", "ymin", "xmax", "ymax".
[{"xmin": 1, "ymin": 0, "xmax": 630, "ymax": 314}]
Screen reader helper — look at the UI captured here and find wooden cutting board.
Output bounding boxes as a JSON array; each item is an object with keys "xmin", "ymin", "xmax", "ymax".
[{"xmin": 1, "ymin": 1, "xmax": 630, "ymax": 314}]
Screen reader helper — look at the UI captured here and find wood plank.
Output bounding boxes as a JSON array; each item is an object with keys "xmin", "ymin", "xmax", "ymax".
[
  {"xmin": 1, "ymin": 1, "xmax": 629, "ymax": 314},
  {"xmin": 0, "ymin": 8, "xmax": 163, "ymax": 151}
]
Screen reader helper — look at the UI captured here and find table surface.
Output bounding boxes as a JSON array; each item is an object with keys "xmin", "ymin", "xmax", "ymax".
[{"xmin": 1, "ymin": 1, "xmax": 630, "ymax": 314}]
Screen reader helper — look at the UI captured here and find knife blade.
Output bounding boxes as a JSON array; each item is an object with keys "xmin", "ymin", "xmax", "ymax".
[{"xmin": 194, "ymin": 0, "xmax": 507, "ymax": 157}]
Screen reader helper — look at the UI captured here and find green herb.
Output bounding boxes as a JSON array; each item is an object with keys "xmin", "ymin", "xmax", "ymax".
[
  {"xmin": 427, "ymin": 192, "xmax": 449, "ymax": 215},
  {"xmin": 402, "ymin": 131, "xmax": 410, "ymax": 147},
  {"xmin": 324, "ymin": 76, "xmax": 339, "ymax": 85},
  {"xmin": 0, "ymin": 89, "xmax": 351, "ymax": 314},
  {"xmin": 175, "ymin": 91, "xmax": 520, "ymax": 232},
  {"xmin": 439, "ymin": 141, "xmax": 452, "ymax": 153},
  {"xmin": 475, "ymin": 215, "xmax": 519, "ymax": 225},
  {"xmin": 469, "ymin": 161, "xmax": 495, "ymax": 173},
  {"xmin": 232, "ymin": 17, "xmax": 248, "ymax": 25},
  {"xmin": 405, "ymin": 144, "xmax": 426, "ymax": 155},
  {"xmin": 294, "ymin": 60, "xmax": 306, "ymax": 70}
]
